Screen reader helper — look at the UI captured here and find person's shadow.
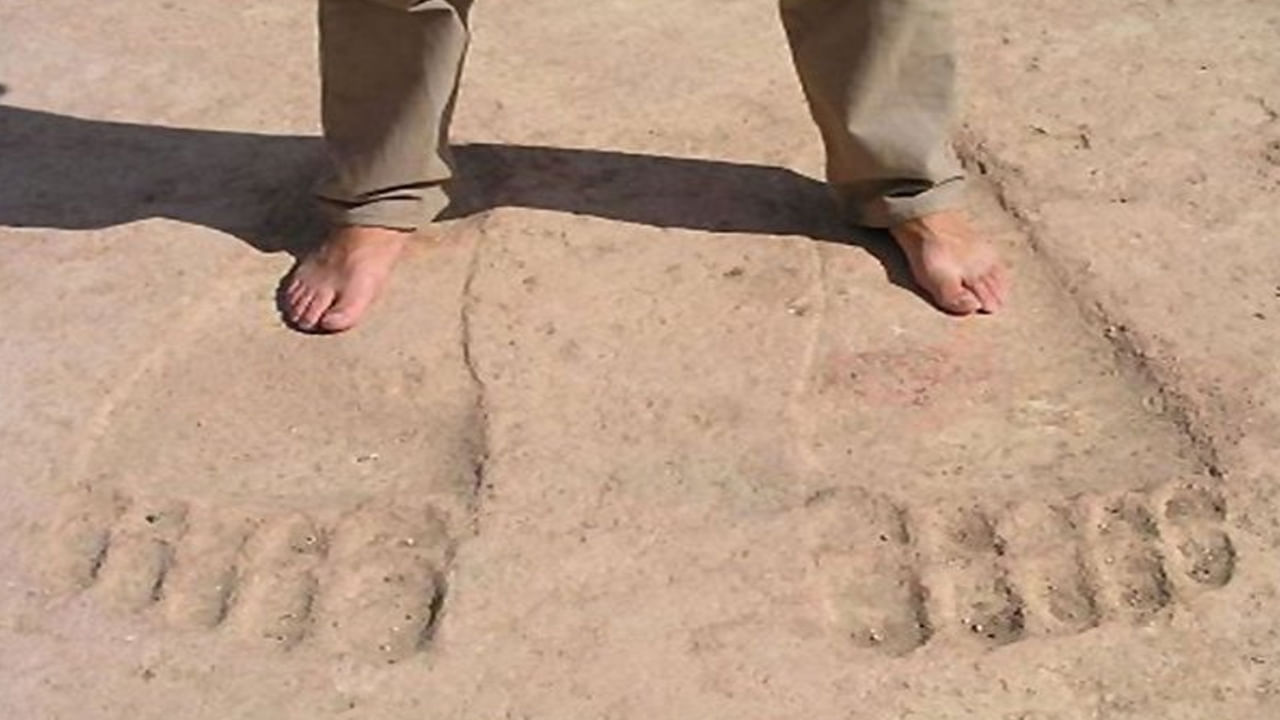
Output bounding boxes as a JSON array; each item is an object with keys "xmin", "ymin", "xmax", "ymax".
[{"xmin": 0, "ymin": 102, "xmax": 917, "ymax": 292}]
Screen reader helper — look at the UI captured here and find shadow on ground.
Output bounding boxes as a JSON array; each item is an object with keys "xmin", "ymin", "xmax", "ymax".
[{"xmin": 0, "ymin": 104, "xmax": 914, "ymax": 289}]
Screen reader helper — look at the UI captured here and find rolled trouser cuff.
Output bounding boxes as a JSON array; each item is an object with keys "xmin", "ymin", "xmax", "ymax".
[
  {"xmin": 836, "ymin": 175, "xmax": 967, "ymax": 229},
  {"xmin": 316, "ymin": 183, "xmax": 451, "ymax": 232}
]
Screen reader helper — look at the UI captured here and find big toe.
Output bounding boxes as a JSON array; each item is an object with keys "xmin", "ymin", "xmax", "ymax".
[
  {"xmin": 318, "ymin": 291, "xmax": 373, "ymax": 333},
  {"xmin": 933, "ymin": 277, "xmax": 983, "ymax": 315},
  {"xmin": 318, "ymin": 310, "xmax": 358, "ymax": 333}
]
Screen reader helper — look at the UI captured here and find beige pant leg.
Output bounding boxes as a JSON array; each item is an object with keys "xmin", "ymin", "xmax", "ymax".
[
  {"xmin": 780, "ymin": 0, "xmax": 964, "ymax": 228},
  {"xmin": 316, "ymin": 0, "xmax": 472, "ymax": 231}
]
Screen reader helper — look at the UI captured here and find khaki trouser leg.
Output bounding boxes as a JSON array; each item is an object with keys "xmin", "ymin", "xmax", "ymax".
[
  {"xmin": 780, "ymin": 0, "xmax": 965, "ymax": 228},
  {"xmin": 316, "ymin": 0, "xmax": 472, "ymax": 231}
]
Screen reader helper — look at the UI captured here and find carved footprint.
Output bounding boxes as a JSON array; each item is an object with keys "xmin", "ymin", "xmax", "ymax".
[
  {"xmin": 811, "ymin": 480, "xmax": 1235, "ymax": 655},
  {"xmin": 44, "ymin": 493, "xmax": 453, "ymax": 664}
]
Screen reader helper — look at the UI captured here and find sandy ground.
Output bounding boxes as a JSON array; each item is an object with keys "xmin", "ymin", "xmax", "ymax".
[{"xmin": 2, "ymin": 0, "xmax": 1279, "ymax": 718}]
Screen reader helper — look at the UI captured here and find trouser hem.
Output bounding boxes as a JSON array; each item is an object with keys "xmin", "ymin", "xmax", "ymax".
[
  {"xmin": 839, "ymin": 176, "xmax": 967, "ymax": 229},
  {"xmin": 315, "ymin": 184, "xmax": 451, "ymax": 232}
]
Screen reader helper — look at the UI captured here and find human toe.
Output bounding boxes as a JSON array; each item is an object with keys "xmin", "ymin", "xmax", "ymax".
[
  {"xmin": 299, "ymin": 289, "xmax": 336, "ymax": 331},
  {"xmin": 287, "ymin": 288, "xmax": 316, "ymax": 325},
  {"xmin": 933, "ymin": 275, "xmax": 982, "ymax": 315},
  {"xmin": 318, "ymin": 291, "xmax": 372, "ymax": 333},
  {"xmin": 968, "ymin": 275, "xmax": 1003, "ymax": 314}
]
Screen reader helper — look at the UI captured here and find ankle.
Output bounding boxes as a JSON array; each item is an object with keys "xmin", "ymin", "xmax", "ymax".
[
  {"xmin": 890, "ymin": 211, "xmax": 969, "ymax": 246},
  {"xmin": 326, "ymin": 225, "xmax": 411, "ymax": 252}
]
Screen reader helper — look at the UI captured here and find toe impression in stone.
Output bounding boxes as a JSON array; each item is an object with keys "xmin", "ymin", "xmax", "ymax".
[
  {"xmin": 92, "ymin": 498, "xmax": 189, "ymax": 612},
  {"xmin": 319, "ymin": 504, "xmax": 450, "ymax": 664},
  {"xmin": 808, "ymin": 489, "xmax": 931, "ymax": 656},
  {"xmin": 917, "ymin": 503, "xmax": 1026, "ymax": 646},
  {"xmin": 231, "ymin": 512, "xmax": 327, "ymax": 649}
]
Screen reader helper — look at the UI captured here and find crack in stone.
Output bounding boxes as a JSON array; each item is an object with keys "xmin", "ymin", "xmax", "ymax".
[
  {"xmin": 459, "ymin": 227, "xmax": 493, "ymax": 516},
  {"xmin": 787, "ymin": 239, "xmax": 830, "ymax": 477}
]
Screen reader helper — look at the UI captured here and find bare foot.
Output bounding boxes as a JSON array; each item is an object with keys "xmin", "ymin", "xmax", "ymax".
[
  {"xmin": 889, "ymin": 210, "xmax": 1008, "ymax": 315},
  {"xmin": 283, "ymin": 225, "xmax": 409, "ymax": 333}
]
